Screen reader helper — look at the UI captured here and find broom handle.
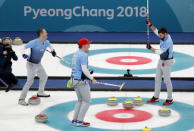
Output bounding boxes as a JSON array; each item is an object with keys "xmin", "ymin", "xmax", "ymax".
[
  {"xmin": 46, "ymin": 50, "xmax": 71, "ymax": 65},
  {"xmin": 96, "ymin": 82, "xmax": 120, "ymax": 87},
  {"xmin": 147, "ymin": 0, "xmax": 150, "ymax": 45}
]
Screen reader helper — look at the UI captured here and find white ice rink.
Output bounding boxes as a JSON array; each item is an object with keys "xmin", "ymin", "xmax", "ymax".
[
  {"xmin": 1, "ymin": 44, "xmax": 193, "ymax": 131},
  {"xmin": 11, "ymin": 44, "xmax": 194, "ymax": 77},
  {"xmin": 0, "ymin": 91, "xmax": 193, "ymax": 131}
]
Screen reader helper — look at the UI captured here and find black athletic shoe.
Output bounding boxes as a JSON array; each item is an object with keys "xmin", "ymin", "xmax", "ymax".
[
  {"xmin": 147, "ymin": 96, "xmax": 160, "ymax": 103},
  {"xmin": 37, "ymin": 93, "xmax": 50, "ymax": 97},
  {"xmin": 5, "ymin": 84, "xmax": 13, "ymax": 92},
  {"xmin": 163, "ymin": 99, "xmax": 173, "ymax": 105}
]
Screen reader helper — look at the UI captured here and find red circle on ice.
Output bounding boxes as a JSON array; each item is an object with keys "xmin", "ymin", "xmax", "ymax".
[
  {"xmin": 95, "ymin": 109, "xmax": 152, "ymax": 123},
  {"xmin": 106, "ymin": 56, "xmax": 152, "ymax": 65}
]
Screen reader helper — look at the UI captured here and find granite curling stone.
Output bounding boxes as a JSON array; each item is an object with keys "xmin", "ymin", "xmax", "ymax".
[
  {"xmin": 13, "ymin": 37, "xmax": 23, "ymax": 45},
  {"xmin": 158, "ymin": 107, "xmax": 171, "ymax": 117},
  {"xmin": 123, "ymin": 99, "xmax": 134, "ymax": 109},
  {"xmin": 133, "ymin": 96, "xmax": 144, "ymax": 106},
  {"xmin": 28, "ymin": 96, "xmax": 41, "ymax": 105},
  {"xmin": 141, "ymin": 126, "xmax": 152, "ymax": 131},
  {"xmin": 35, "ymin": 114, "xmax": 48, "ymax": 123},
  {"xmin": 106, "ymin": 97, "xmax": 119, "ymax": 106}
]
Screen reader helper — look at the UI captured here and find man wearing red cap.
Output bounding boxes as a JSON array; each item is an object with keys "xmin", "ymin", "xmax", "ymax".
[{"xmin": 70, "ymin": 38, "xmax": 97, "ymax": 127}]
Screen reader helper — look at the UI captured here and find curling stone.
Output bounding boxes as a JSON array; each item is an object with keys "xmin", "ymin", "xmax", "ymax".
[
  {"xmin": 28, "ymin": 96, "xmax": 41, "ymax": 105},
  {"xmin": 123, "ymin": 99, "xmax": 133, "ymax": 109},
  {"xmin": 35, "ymin": 114, "xmax": 48, "ymax": 123},
  {"xmin": 141, "ymin": 126, "xmax": 152, "ymax": 131},
  {"xmin": 106, "ymin": 97, "xmax": 119, "ymax": 106},
  {"xmin": 133, "ymin": 96, "xmax": 144, "ymax": 106},
  {"xmin": 158, "ymin": 107, "xmax": 171, "ymax": 117},
  {"xmin": 13, "ymin": 37, "xmax": 23, "ymax": 45}
]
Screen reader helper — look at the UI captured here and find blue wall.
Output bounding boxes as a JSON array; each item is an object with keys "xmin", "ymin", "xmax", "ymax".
[
  {"xmin": 5, "ymin": 78, "xmax": 194, "ymax": 91},
  {"xmin": 0, "ymin": 0, "xmax": 193, "ymax": 32}
]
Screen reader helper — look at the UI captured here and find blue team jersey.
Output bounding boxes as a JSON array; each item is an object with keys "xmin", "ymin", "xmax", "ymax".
[
  {"xmin": 160, "ymin": 34, "xmax": 173, "ymax": 60},
  {"xmin": 25, "ymin": 39, "xmax": 50, "ymax": 63},
  {"xmin": 71, "ymin": 50, "xmax": 88, "ymax": 80}
]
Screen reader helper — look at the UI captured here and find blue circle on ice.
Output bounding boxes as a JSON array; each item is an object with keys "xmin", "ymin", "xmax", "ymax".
[
  {"xmin": 42, "ymin": 97, "xmax": 194, "ymax": 131},
  {"xmin": 61, "ymin": 48, "xmax": 194, "ymax": 75}
]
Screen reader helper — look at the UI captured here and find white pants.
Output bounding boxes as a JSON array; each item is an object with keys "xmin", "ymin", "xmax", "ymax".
[
  {"xmin": 70, "ymin": 78, "xmax": 91, "ymax": 121},
  {"xmin": 154, "ymin": 59, "xmax": 174, "ymax": 100},
  {"xmin": 19, "ymin": 61, "xmax": 48, "ymax": 100}
]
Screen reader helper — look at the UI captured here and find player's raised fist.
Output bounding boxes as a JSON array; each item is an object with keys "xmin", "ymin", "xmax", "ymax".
[{"xmin": 146, "ymin": 19, "xmax": 152, "ymax": 27}]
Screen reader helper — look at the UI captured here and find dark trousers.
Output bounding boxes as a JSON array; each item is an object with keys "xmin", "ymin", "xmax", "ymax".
[{"xmin": 0, "ymin": 66, "xmax": 18, "ymax": 86}]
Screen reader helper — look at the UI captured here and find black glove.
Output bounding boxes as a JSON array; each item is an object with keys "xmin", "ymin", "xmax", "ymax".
[
  {"xmin": 9, "ymin": 51, "xmax": 16, "ymax": 57},
  {"xmin": 146, "ymin": 44, "xmax": 152, "ymax": 50},
  {"xmin": 51, "ymin": 50, "xmax": 56, "ymax": 57},
  {"xmin": 81, "ymin": 70, "xmax": 94, "ymax": 80},
  {"xmin": 90, "ymin": 70, "xmax": 94, "ymax": 74}
]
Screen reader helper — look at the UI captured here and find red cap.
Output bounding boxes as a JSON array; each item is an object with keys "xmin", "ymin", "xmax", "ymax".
[{"xmin": 78, "ymin": 38, "xmax": 92, "ymax": 46}]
